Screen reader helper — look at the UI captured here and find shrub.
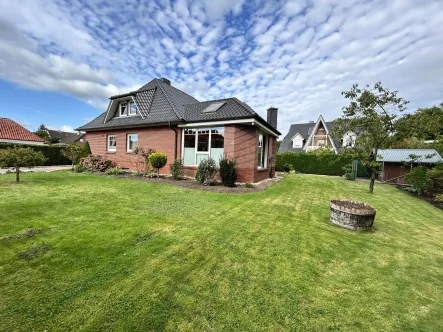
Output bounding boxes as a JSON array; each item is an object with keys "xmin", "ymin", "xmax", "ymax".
[
  {"xmin": 149, "ymin": 152, "xmax": 167, "ymax": 178},
  {"xmin": 219, "ymin": 157, "xmax": 237, "ymax": 187},
  {"xmin": 0, "ymin": 143, "xmax": 70, "ymax": 165},
  {"xmin": 435, "ymin": 194, "xmax": 443, "ymax": 204},
  {"xmin": 244, "ymin": 181, "xmax": 254, "ymax": 188},
  {"xmin": 80, "ymin": 155, "xmax": 115, "ymax": 172},
  {"xmin": 0, "ymin": 146, "xmax": 47, "ymax": 182},
  {"xmin": 62, "ymin": 144, "xmax": 83, "ymax": 165},
  {"xmin": 73, "ymin": 164, "xmax": 87, "ymax": 173},
  {"xmin": 169, "ymin": 159, "xmax": 184, "ymax": 180},
  {"xmin": 106, "ymin": 167, "xmax": 125, "ymax": 175},
  {"xmin": 134, "ymin": 147, "xmax": 155, "ymax": 173},
  {"xmin": 80, "ymin": 141, "xmax": 91, "ymax": 158},
  {"xmin": 276, "ymin": 152, "xmax": 368, "ymax": 177},
  {"xmin": 405, "ymin": 166, "xmax": 433, "ymax": 196},
  {"xmin": 132, "ymin": 170, "xmax": 144, "ymax": 176},
  {"xmin": 195, "ymin": 157, "xmax": 218, "ymax": 185},
  {"xmin": 343, "ymin": 164, "xmax": 353, "ymax": 180}
]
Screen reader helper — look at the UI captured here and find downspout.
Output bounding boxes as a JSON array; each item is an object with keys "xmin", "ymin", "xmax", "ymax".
[{"xmin": 168, "ymin": 122, "xmax": 178, "ymax": 160}]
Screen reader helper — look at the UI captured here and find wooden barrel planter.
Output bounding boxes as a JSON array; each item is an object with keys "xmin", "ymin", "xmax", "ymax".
[{"xmin": 330, "ymin": 200, "xmax": 376, "ymax": 231}]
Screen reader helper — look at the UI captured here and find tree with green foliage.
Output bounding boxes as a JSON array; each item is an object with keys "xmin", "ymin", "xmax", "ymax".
[
  {"xmin": 148, "ymin": 152, "xmax": 167, "ymax": 178},
  {"xmin": 405, "ymin": 166, "xmax": 433, "ymax": 196},
  {"xmin": 61, "ymin": 144, "xmax": 83, "ymax": 166},
  {"xmin": 333, "ymin": 82, "xmax": 409, "ymax": 193},
  {"xmin": 34, "ymin": 129, "xmax": 51, "ymax": 142},
  {"xmin": 80, "ymin": 141, "xmax": 91, "ymax": 158},
  {"xmin": 0, "ymin": 146, "xmax": 47, "ymax": 182}
]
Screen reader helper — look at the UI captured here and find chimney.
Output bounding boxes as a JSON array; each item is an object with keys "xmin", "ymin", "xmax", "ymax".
[
  {"xmin": 160, "ymin": 77, "xmax": 171, "ymax": 85},
  {"xmin": 267, "ymin": 107, "xmax": 278, "ymax": 129}
]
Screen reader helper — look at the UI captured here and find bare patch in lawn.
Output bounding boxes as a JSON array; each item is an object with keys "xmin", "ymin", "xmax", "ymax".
[
  {"xmin": 1, "ymin": 228, "xmax": 51, "ymax": 242},
  {"xmin": 17, "ymin": 243, "xmax": 51, "ymax": 260}
]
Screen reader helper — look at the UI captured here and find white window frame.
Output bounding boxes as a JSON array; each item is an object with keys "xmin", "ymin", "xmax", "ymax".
[
  {"xmin": 119, "ymin": 102, "xmax": 128, "ymax": 116},
  {"xmin": 126, "ymin": 133, "xmax": 138, "ymax": 152},
  {"xmin": 257, "ymin": 132, "xmax": 268, "ymax": 169},
  {"xmin": 129, "ymin": 101, "xmax": 137, "ymax": 115},
  {"xmin": 107, "ymin": 134, "xmax": 116, "ymax": 152},
  {"xmin": 181, "ymin": 127, "xmax": 224, "ymax": 166}
]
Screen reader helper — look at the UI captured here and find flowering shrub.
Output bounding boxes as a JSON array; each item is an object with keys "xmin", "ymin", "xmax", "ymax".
[{"xmin": 80, "ymin": 155, "xmax": 115, "ymax": 172}]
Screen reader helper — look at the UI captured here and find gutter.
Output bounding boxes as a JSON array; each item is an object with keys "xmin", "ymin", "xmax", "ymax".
[{"xmin": 168, "ymin": 122, "xmax": 178, "ymax": 160}]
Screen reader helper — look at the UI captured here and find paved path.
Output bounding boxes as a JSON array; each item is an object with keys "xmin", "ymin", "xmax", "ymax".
[{"xmin": 0, "ymin": 165, "xmax": 71, "ymax": 174}]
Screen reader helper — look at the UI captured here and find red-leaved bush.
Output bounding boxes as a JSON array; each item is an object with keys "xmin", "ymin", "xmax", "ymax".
[{"xmin": 80, "ymin": 155, "xmax": 116, "ymax": 172}]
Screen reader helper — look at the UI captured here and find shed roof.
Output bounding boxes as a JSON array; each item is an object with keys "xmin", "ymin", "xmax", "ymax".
[{"xmin": 376, "ymin": 149, "xmax": 443, "ymax": 163}]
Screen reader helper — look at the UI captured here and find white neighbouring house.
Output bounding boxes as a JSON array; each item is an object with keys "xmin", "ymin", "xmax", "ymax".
[{"xmin": 279, "ymin": 115, "xmax": 357, "ymax": 154}]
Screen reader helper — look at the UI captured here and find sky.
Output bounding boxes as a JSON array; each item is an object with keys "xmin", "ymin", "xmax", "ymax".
[{"xmin": 0, "ymin": 0, "xmax": 442, "ymax": 135}]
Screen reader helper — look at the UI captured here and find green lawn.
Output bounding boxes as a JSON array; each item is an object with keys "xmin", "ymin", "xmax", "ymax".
[{"xmin": 1, "ymin": 172, "xmax": 443, "ymax": 331}]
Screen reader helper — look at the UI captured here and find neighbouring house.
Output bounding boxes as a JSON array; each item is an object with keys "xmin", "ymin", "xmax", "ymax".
[
  {"xmin": 378, "ymin": 149, "xmax": 443, "ymax": 184},
  {"xmin": 41, "ymin": 126, "xmax": 86, "ymax": 145},
  {"xmin": 278, "ymin": 115, "xmax": 357, "ymax": 154},
  {"xmin": 77, "ymin": 78, "xmax": 281, "ymax": 182},
  {"xmin": 0, "ymin": 118, "xmax": 47, "ymax": 145}
]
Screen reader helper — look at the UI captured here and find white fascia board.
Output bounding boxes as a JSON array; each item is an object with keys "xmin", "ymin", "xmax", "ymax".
[
  {"xmin": 178, "ymin": 118, "xmax": 280, "ymax": 137},
  {"xmin": 0, "ymin": 139, "xmax": 46, "ymax": 145},
  {"xmin": 291, "ymin": 133, "xmax": 304, "ymax": 141}
]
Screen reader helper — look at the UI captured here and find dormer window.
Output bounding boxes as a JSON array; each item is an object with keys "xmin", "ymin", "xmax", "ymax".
[
  {"xmin": 119, "ymin": 102, "xmax": 128, "ymax": 116},
  {"xmin": 118, "ymin": 101, "xmax": 137, "ymax": 117}
]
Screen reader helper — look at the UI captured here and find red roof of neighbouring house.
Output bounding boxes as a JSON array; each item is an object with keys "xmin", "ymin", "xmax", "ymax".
[{"xmin": 0, "ymin": 118, "xmax": 47, "ymax": 143}]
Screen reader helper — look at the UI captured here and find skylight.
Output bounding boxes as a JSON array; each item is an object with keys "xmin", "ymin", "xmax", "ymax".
[{"xmin": 201, "ymin": 102, "xmax": 225, "ymax": 113}]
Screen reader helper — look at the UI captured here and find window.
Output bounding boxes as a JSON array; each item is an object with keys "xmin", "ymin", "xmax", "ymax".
[
  {"xmin": 129, "ymin": 101, "xmax": 137, "ymax": 115},
  {"xmin": 257, "ymin": 133, "xmax": 267, "ymax": 168},
  {"xmin": 292, "ymin": 134, "xmax": 303, "ymax": 148},
  {"xmin": 182, "ymin": 127, "xmax": 224, "ymax": 165},
  {"xmin": 318, "ymin": 139, "xmax": 325, "ymax": 146},
  {"xmin": 119, "ymin": 102, "xmax": 128, "ymax": 116},
  {"xmin": 107, "ymin": 134, "xmax": 116, "ymax": 151},
  {"xmin": 127, "ymin": 134, "xmax": 138, "ymax": 152}
]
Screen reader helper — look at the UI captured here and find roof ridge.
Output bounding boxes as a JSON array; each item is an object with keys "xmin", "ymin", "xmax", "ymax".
[{"xmin": 153, "ymin": 79, "xmax": 182, "ymax": 120}]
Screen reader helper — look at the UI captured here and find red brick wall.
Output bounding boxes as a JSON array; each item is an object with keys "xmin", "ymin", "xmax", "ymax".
[
  {"xmin": 84, "ymin": 126, "xmax": 178, "ymax": 173},
  {"xmin": 84, "ymin": 124, "xmax": 277, "ymax": 183}
]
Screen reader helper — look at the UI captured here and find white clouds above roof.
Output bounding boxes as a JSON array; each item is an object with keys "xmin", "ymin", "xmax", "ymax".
[{"xmin": 0, "ymin": 0, "xmax": 442, "ymax": 135}]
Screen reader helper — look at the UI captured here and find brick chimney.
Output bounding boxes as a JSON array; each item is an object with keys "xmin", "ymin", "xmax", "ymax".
[
  {"xmin": 267, "ymin": 107, "xmax": 278, "ymax": 129},
  {"xmin": 160, "ymin": 77, "xmax": 171, "ymax": 85}
]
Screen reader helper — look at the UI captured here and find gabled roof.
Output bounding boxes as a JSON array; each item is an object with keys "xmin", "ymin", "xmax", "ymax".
[
  {"xmin": 377, "ymin": 149, "xmax": 443, "ymax": 163},
  {"xmin": 77, "ymin": 78, "xmax": 281, "ymax": 135},
  {"xmin": 279, "ymin": 119, "xmax": 337, "ymax": 153},
  {"xmin": 0, "ymin": 118, "xmax": 46, "ymax": 143},
  {"xmin": 46, "ymin": 129, "xmax": 85, "ymax": 144}
]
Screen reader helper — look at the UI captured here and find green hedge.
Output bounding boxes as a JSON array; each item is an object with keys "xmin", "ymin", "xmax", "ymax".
[
  {"xmin": 276, "ymin": 152, "xmax": 369, "ymax": 177},
  {"xmin": 0, "ymin": 143, "xmax": 71, "ymax": 166}
]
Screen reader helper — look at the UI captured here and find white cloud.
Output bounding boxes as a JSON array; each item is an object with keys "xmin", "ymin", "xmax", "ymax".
[{"xmin": 0, "ymin": 0, "xmax": 442, "ymax": 136}]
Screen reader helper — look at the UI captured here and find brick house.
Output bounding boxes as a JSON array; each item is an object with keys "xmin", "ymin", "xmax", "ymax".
[
  {"xmin": 77, "ymin": 78, "xmax": 281, "ymax": 183},
  {"xmin": 279, "ymin": 115, "xmax": 357, "ymax": 154},
  {"xmin": 0, "ymin": 118, "xmax": 47, "ymax": 145}
]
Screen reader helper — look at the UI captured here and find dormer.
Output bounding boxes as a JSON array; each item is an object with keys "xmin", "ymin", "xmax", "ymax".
[
  {"xmin": 292, "ymin": 133, "xmax": 305, "ymax": 148},
  {"xmin": 117, "ymin": 100, "xmax": 138, "ymax": 117}
]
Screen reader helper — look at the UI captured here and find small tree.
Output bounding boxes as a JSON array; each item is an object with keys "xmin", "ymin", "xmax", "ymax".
[
  {"xmin": 61, "ymin": 144, "xmax": 83, "ymax": 166},
  {"xmin": 80, "ymin": 141, "xmax": 91, "ymax": 158},
  {"xmin": 219, "ymin": 157, "xmax": 237, "ymax": 187},
  {"xmin": 405, "ymin": 166, "xmax": 432, "ymax": 196},
  {"xmin": 0, "ymin": 146, "xmax": 47, "ymax": 182},
  {"xmin": 334, "ymin": 82, "xmax": 408, "ymax": 193},
  {"xmin": 169, "ymin": 158, "xmax": 184, "ymax": 180},
  {"xmin": 149, "ymin": 152, "xmax": 167, "ymax": 178}
]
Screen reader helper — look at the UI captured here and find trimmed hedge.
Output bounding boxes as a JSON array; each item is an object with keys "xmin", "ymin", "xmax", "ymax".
[
  {"xmin": 276, "ymin": 152, "xmax": 369, "ymax": 177},
  {"xmin": 0, "ymin": 143, "xmax": 70, "ymax": 166}
]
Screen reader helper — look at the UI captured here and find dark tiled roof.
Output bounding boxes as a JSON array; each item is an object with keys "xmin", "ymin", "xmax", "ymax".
[
  {"xmin": 78, "ymin": 78, "xmax": 281, "ymax": 135},
  {"xmin": 279, "ymin": 121, "xmax": 337, "ymax": 153},
  {"xmin": 46, "ymin": 129, "xmax": 85, "ymax": 144},
  {"xmin": 0, "ymin": 118, "xmax": 47, "ymax": 143}
]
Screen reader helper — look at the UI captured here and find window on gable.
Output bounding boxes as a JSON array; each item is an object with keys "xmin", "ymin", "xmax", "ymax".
[
  {"xmin": 129, "ymin": 101, "xmax": 137, "ymax": 115},
  {"xmin": 108, "ymin": 134, "xmax": 116, "ymax": 151},
  {"xmin": 119, "ymin": 102, "xmax": 128, "ymax": 116}
]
